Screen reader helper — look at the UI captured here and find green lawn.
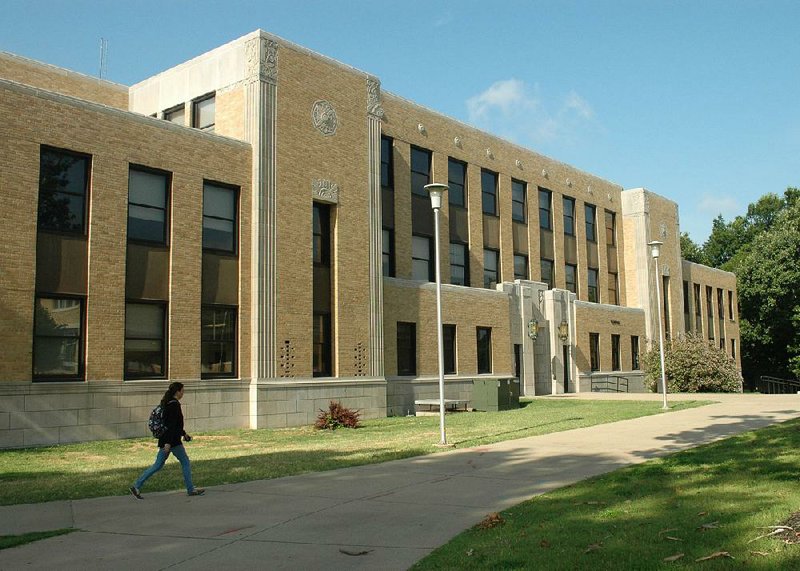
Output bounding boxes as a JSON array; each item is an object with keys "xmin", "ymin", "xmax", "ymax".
[
  {"xmin": 413, "ymin": 418, "xmax": 800, "ymax": 570},
  {"xmin": 0, "ymin": 529, "xmax": 74, "ymax": 551},
  {"xmin": 0, "ymin": 399, "xmax": 706, "ymax": 505}
]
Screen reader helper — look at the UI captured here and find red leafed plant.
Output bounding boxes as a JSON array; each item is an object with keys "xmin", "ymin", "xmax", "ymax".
[{"xmin": 315, "ymin": 401, "xmax": 361, "ymax": 430}]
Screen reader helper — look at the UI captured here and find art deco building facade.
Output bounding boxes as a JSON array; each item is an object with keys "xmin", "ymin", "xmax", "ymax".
[{"xmin": 0, "ymin": 30, "xmax": 740, "ymax": 448}]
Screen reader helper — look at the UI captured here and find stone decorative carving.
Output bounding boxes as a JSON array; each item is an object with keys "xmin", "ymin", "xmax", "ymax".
[
  {"xmin": 587, "ymin": 185, "xmax": 593, "ymax": 195},
  {"xmin": 660, "ymin": 222, "xmax": 668, "ymax": 239},
  {"xmin": 366, "ymin": 77, "xmax": 384, "ymax": 118},
  {"xmin": 246, "ymin": 37, "xmax": 278, "ymax": 83},
  {"xmin": 566, "ymin": 178, "xmax": 572, "ymax": 187},
  {"xmin": 662, "ymin": 263, "xmax": 671, "ymax": 276},
  {"xmin": 312, "ymin": 179, "xmax": 339, "ymax": 203},
  {"xmin": 354, "ymin": 342, "xmax": 368, "ymax": 377},
  {"xmin": 417, "ymin": 123, "xmax": 426, "ymax": 135},
  {"xmin": 279, "ymin": 340, "xmax": 295, "ymax": 377},
  {"xmin": 486, "ymin": 148, "xmax": 494, "ymax": 159},
  {"xmin": 607, "ymin": 192, "xmax": 613, "ymax": 202},
  {"xmin": 516, "ymin": 159, "xmax": 523, "ymax": 169},
  {"xmin": 542, "ymin": 169, "xmax": 548, "ymax": 178},
  {"xmin": 454, "ymin": 136, "xmax": 462, "ymax": 148},
  {"xmin": 312, "ymin": 100, "xmax": 337, "ymax": 135}
]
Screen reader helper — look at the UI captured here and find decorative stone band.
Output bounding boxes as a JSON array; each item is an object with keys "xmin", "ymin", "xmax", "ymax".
[
  {"xmin": 312, "ymin": 179, "xmax": 339, "ymax": 204},
  {"xmin": 366, "ymin": 77, "xmax": 384, "ymax": 118}
]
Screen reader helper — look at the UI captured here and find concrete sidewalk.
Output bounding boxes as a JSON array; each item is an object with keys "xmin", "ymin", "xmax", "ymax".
[{"xmin": 1, "ymin": 393, "xmax": 798, "ymax": 570}]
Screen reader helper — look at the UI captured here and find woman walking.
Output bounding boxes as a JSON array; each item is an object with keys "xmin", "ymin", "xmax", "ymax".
[{"xmin": 130, "ymin": 382, "xmax": 204, "ymax": 499}]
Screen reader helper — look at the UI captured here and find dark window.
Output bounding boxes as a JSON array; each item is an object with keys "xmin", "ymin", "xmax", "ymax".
[
  {"xmin": 38, "ymin": 147, "xmax": 90, "ymax": 234},
  {"xmin": 717, "ymin": 288, "xmax": 724, "ymax": 320},
  {"xmin": 731, "ymin": 338, "xmax": 736, "ymax": 359},
  {"xmin": 476, "ymin": 327, "xmax": 492, "ymax": 374},
  {"xmin": 128, "ymin": 167, "xmax": 169, "ymax": 244},
  {"xmin": 514, "ymin": 254, "xmax": 528, "ymax": 280},
  {"xmin": 33, "ymin": 296, "xmax": 84, "ymax": 380},
  {"xmin": 397, "ymin": 322, "xmax": 416, "ymax": 375},
  {"xmin": 720, "ymin": 336, "xmax": 725, "ymax": 350},
  {"xmin": 313, "ymin": 203, "xmax": 331, "ymax": 266},
  {"xmin": 694, "ymin": 283, "xmax": 702, "ymax": 332},
  {"xmin": 631, "ymin": 336, "xmax": 640, "ymax": 370},
  {"xmin": 481, "ymin": 169, "xmax": 498, "ymax": 215},
  {"xmin": 605, "ymin": 210, "xmax": 616, "ymax": 246},
  {"xmin": 565, "ymin": 263, "xmax": 577, "ymax": 293},
  {"xmin": 611, "ymin": 334, "xmax": 621, "ymax": 371},
  {"xmin": 540, "ymin": 258, "xmax": 554, "ymax": 289},
  {"xmin": 512, "ymin": 179, "xmax": 526, "ymax": 222},
  {"xmin": 588, "ymin": 268, "xmax": 599, "ymax": 302},
  {"xmin": 539, "ymin": 189, "xmax": 552, "ymax": 230},
  {"xmin": 589, "ymin": 332, "xmax": 600, "ymax": 371},
  {"xmin": 410, "ymin": 146, "xmax": 431, "ymax": 197},
  {"xmin": 412, "ymin": 235, "xmax": 433, "ymax": 281},
  {"xmin": 192, "ymin": 93, "xmax": 215, "ymax": 131},
  {"xmin": 563, "ymin": 197, "xmax": 576, "ymax": 236},
  {"xmin": 728, "ymin": 290, "xmax": 734, "ymax": 320},
  {"xmin": 663, "ymin": 276, "xmax": 671, "ymax": 339},
  {"xmin": 483, "ymin": 249, "xmax": 499, "ymax": 288},
  {"xmin": 163, "ymin": 104, "xmax": 185, "ymax": 125},
  {"xmin": 443, "ymin": 324, "xmax": 456, "ymax": 375},
  {"xmin": 201, "ymin": 306, "xmax": 236, "ymax": 378},
  {"xmin": 585, "ymin": 204, "xmax": 597, "ymax": 242},
  {"xmin": 683, "ymin": 281, "xmax": 691, "ymax": 332},
  {"xmin": 608, "ymin": 272, "xmax": 618, "ymax": 305},
  {"xmin": 313, "ymin": 312, "xmax": 332, "ymax": 377},
  {"xmin": 382, "ymin": 228, "xmax": 395, "ymax": 277},
  {"xmin": 450, "ymin": 242, "xmax": 468, "ymax": 286},
  {"xmin": 203, "ymin": 182, "xmax": 238, "ymax": 253},
  {"xmin": 448, "ymin": 158, "xmax": 466, "ymax": 207},
  {"xmin": 124, "ymin": 302, "xmax": 166, "ymax": 379},
  {"xmin": 381, "ymin": 136, "xmax": 394, "ymax": 191}
]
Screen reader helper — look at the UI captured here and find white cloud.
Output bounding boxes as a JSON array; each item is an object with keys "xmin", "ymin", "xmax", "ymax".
[{"xmin": 697, "ymin": 194, "xmax": 740, "ymax": 218}]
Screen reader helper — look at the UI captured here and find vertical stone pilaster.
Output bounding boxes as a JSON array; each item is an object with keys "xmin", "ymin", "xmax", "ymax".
[{"xmin": 367, "ymin": 77, "xmax": 384, "ymax": 377}]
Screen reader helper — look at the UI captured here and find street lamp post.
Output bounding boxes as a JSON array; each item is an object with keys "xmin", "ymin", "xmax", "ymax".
[
  {"xmin": 648, "ymin": 240, "xmax": 669, "ymax": 409},
  {"xmin": 425, "ymin": 183, "xmax": 449, "ymax": 445}
]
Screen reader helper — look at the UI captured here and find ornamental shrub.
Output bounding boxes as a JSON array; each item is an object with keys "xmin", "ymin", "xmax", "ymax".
[
  {"xmin": 643, "ymin": 334, "xmax": 743, "ymax": 393},
  {"xmin": 314, "ymin": 401, "xmax": 361, "ymax": 430}
]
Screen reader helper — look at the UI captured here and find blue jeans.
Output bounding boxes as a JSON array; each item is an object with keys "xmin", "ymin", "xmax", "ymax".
[{"xmin": 134, "ymin": 444, "xmax": 195, "ymax": 492}]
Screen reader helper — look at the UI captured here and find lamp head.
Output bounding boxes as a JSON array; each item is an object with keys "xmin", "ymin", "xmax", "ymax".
[
  {"xmin": 527, "ymin": 319, "xmax": 539, "ymax": 341},
  {"xmin": 558, "ymin": 319, "xmax": 569, "ymax": 343},
  {"xmin": 424, "ymin": 183, "xmax": 448, "ymax": 211},
  {"xmin": 647, "ymin": 240, "xmax": 663, "ymax": 259}
]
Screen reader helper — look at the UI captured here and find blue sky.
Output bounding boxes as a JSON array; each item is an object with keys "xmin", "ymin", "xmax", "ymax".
[{"xmin": 2, "ymin": 0, "xmax": 798, "ymax": 242}]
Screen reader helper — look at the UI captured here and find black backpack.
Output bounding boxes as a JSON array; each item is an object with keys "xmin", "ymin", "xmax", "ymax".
[{"xmin": 148, "ymin": 405, "xmax": 167, "ymax": 438}]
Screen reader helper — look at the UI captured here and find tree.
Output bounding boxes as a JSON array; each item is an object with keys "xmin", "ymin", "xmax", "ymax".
[{"xmin": 680, "ymin": 232, "xmax": 708, "ymax": 264}]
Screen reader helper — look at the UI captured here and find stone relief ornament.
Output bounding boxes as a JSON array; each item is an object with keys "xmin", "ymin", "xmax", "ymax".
[
  {"xmin": 312, "ymin": 179, "xmax": 339, "ymax": 203},
  {"xmin": 263, "ymin": 39, "xmax": 278, "ymax": 82},
  {"xmin": 366, "ymin": 77, "xmax": 384, "ymax": 118},
  {"xmin": 454, "ymin": 136, "xmax": 462, "ymax": 148},
  {"xmin": 312, "ymin": 100, "xmax": 337, "ymax": 135},
  {"xmin": 660, "ymin": 222, "xmax": 668, "ymax": 239},
  {"xmin": 246, "ymin": 37, "xmax": 278, "ymax": 83},
  {"xmin": 486, "ymin": 148, "xmax": 494, "ymax": 159},
  {"xmin": 417, "ymin": 123, "xmax": 427, "ymax": 135},
  {"xmin": 516, "ymin": 159, "xmax": 523, "ymax": 169},
  {"xmin": 542, "ymin": 169, "xmax": 549, "ymax": 178}
]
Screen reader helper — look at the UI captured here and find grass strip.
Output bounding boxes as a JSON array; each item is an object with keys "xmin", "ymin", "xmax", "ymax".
[{"xmin": 0, "ymin": 529, "xmax": 75, "ymax": 550}]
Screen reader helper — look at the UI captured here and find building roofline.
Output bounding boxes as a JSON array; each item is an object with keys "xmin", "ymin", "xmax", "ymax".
[
  {"xmin": 681, "ymin": 259, "xmax": 737, "ymax": 279},
  {"xmin": 0, "ymin": 51, "xmax": 129, "ymax": 92}
]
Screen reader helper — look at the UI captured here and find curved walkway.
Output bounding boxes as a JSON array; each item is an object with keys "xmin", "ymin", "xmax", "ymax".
[{"xmin": 1, "ymin": 393, "xmax": 798, "ymax": 570}]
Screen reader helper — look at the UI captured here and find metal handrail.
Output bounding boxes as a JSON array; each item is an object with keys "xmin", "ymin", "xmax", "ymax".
[
  {"xmin": 590, "ymin": 374, "xmax": 630, "ymax": 393},
  {"xmin": 758, "ymin": 376, "xmax": 800, "ymax": 394}
]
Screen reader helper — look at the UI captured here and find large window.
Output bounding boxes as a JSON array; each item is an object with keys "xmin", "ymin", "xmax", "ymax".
[
  {"xmin": 588, "ymin": 268, "xmax": 599, "ymax": 302},
  {"xmin": 38, "ymin": 147, "xmax": 90, "ymax": 234},
  {"xmin": 563, "ymin": 197, "xmax": 576, "ymax": 236},
  {"xmin": 481, "ymin": 169, "xmax": 498, "ymax": 215},
  {"xmin": 728, "ymin": 290, "xmax": 735, "ymax": 320},
  {"xmin": 608, "ymin": 272, "xmax": 618, "ymax": 305},
  {"xmin": 381, "ymin": 136, "xmax": 394, "ymax": 191},
  {"xmin": 483, "ymin": 249, "xmax": 499, "ymax": 288},
  {"xmin": 313, "ymin": 312, "xmax": 332, "ymax": 377},
  {"xmin": 201, "ymin": 306, "xmax": 236, "ymax": 378},
  {"xmin": 476, "ymin": 327, "xmax": 492, "ymax": 374},
  {"xmin": 585, "ymin": 204, "xmax": 597, "ymax": 242},
  {"xmin": 314, "ymin": 204, "xmax": 331, "ymax": 266},
  {"xmin": 382, "ymin": 228, "xmax": 395, "ymax": 277},
  {"xmin": 448, "ymin": 158, "xmax": 466, "ymax": 207},
  {"xmin": 707, "ymin": 285, "xmax": 716, "ymax": 339},
  {"xmin": 539, "ymin": 189, "xmax": 552, "ymax": 230},
  {"xmin": 512, "ymin": 179, "xmax": 526, "ymax": 222},
  {"xmin": 410, "ymin": 146, "xmax": 431, "ymax": 197},
  {"xmin": 163, "ymin": 104, "xmax": 185, "ymax": 125},
  {"xmin": 397, "ymin": 322, "xmax": 416, "ymax": 375},
  {"xmin": 412, "ymin": 235, "xmax": 433, "ymax": 281},
  {"xmin": 540, "ymin": 259, "xmax": 554, "ymax": 289},
  {"xmin": 128, "ymin": 167, "xmax": 169, "ymax": 244},
  {"xmin": 450, "ymin": 242, "xmax": 468, "ymax": 286},
  {"xmin": 203, "ymin": 182, "xmax": 238, "ymax": 253},
  {"xmin": 124, "ymin": 302, "xmax": 166, "ymax": 379},
  {"xmin": 514, "ymin": 254, "xmax": 528, "ymax": 280},
  {"xmin": 683, "ymin": 281, "xmax": 691, "ymax": 332},
  {"xmin": 694, "ymin": 283, "xmax": 702, "ymax": 332},
  {"xmin": 565, "ymin": 263, "xmax": 577, "ymax": 294},
  {"xmin": 443, "ymin": 324, "xmax": 456, "ymax": 375},
  {"xmin": 631, "ymin": 336, "xmax": 640, "ymax": 370},
  {"xmin": 192, "ymin": 93, "xmax": 215, "ymax": 131},
  {"xmin": 33, "ymin": 296, "xmax": 84, "ymax": 380},
  {"xmin": 605, "ymin": 210, "xmax": 616, "ymax": 246},
  {"xmin": 589, "ymin": 333, "xmax": 600, "ymax": 371},
  {"xmin": 611, "ymin": 334, "xmax": 621, "ymax": 371}
]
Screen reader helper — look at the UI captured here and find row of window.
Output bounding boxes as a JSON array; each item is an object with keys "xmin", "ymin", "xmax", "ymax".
[
  {"xmin": 588, "ymin": 333, "xmax": 640, "ymax": 372},
  {"xmin": 159, "ymin": 92, "xmax": 215, "ymax": 132},
  {"xmin": 396, "ymin": 323, "xmax": 493, "ymax": 376}
]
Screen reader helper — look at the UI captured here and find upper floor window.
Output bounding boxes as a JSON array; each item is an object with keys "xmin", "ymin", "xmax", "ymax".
[
  {"xmin": 381, "ymin": 136, "xmax": 394, "ymax": 191},
  {"xmin": 717, "ymin": 288, "xmax": 725, "ymax": 319},
  {"xmin": 483, "ymin": 249, "xmax": 499, "ymax": 288},
  {"xmin": 313, "ymin": 203, "xmax": 331, "ymax": 266},
  {"xmin": 605, "ymin": 210, "xmax": 616, "ymax": 246},
  {"xmin": 382, "ymin": 228, "xmax": 395, "ymax": 277},
  {"xmin": 450, "ymin": 242, "xmax": 468, "ymax": 286},
  {"xmin": 128, "ymin": 167, "xmax": 169, "ymax": 245},
  {"xmin": 539, "ymin": 189, "xmax": 552, "ymax": 230},
  {"xmin": 511, "ymin": 179, "xmax": 526, "ymax": 222},
  {"xmin": 481, "ymin": 169, "xmax": 498, "ymax": 215},
  {"xmin": 588, "ymin": 268, "xmax": 599, "ymax": 302},
  {"xmin": 410, "ymin": 146, "xmax": 431, "ymax": 197},
  {"xmin": 38, "ymin": 147, "xmax": 90, "ymax": 235},
  {"xmin": 192, "ymin": 93, "xmax": 215, "ymax": 131},
  {"xmin": 514, "ymin": 254, "xmax": 528, "ymax": 280},
  {"xmin": 540, "ymin": 258, "xmax": 554, "ymax": 289},
  {"xmin": 203, "ymin": 182, "xmax": 238, "ymax": 253},
  {"xmin": 448, "ymin": 158, "xmax": 466, "ymax": 207},
  {"xmin": 608, "ymin": 272, "xmax": 619, "ymax": 305},
  {"xmin": 164, "ymin": 104, "xmax": 185, "ymax": 125},
  {"xmin": 728, "ymin": 290, "xmax": 734, "ymax": 320},
  {"xmin": 585, "ymin": 204, "xmax": 597, "ymax": 242},
  {"xmin": 565, "ymin": 263, "xmax": 577, "ymax": 294},
  {"xmin": 412, "ymin": 235, "xmax": 433, "ymax": 281},
  {"xmin": 563, "ymin": 197, "xmax": 576, "ymax": 236}
]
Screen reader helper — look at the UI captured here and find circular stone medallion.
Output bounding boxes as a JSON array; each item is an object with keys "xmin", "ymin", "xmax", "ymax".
[{"xmin": 312, "ymin": 100, "xmax": 338, "ymax": 135}]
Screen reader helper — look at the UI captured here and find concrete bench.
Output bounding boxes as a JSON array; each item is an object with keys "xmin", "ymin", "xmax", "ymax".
[{"xmin": 414, "ymin": 398, "xmax": 469, "ymax": 415}]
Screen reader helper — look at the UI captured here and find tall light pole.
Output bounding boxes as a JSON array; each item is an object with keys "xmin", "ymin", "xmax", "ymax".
[
  {"xmin": 425, "ymin": 183, "xmax": 448, "ymax": 445},
  {"xmin": 648, "ymin": 240, "xmax": 669, "ymax": 409}
]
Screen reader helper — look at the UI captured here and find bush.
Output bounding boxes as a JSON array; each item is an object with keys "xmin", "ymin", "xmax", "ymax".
[
  {"xmin": 314, "ymin": 401, "xmax": 361, "ymax": 430},
  {"xmin": 643, "ymin": 334, "xmax": 743, "ymax": 393}
]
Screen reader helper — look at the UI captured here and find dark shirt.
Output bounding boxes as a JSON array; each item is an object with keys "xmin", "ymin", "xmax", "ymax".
[{"xmin": 157, "ymin": 400, "xmax": 186, "ymax": 448}]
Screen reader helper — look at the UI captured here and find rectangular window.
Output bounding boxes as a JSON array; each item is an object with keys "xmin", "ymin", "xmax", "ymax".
[
  {"xmin": 450, "ymin": 242, "xmax": 468, "ymax": 286},
  {"xmin": 605, "ymin": 210, "xmax": 616, "ymax": 246},
  {"xmin": 397, "ymin": 322, "xmax": 416, "ymax": 376},
  {"xmin": 38, "ymin": 147, "xmax": 90, "ymax": 234},
  {"xmin": 314, "ymin": 204, "xmax": 331, "ymax": 266},
  {"xmin": 163, "ymin": 104, "xmax": 185, "ymax": 125},
  {"xmin": 313, "ymin": 312, "xmax": 332, "ymax": 377},
  {"xmin": 483, "ymin": 248, "xmax": 499, "ymax": 288},
  {"xmin": 631, "ymin": 336, "xmax": 640, "ymax": 370},
  {"xmin": 731, "ymin": 338, "xmax": 736, "ymax": 359},
  {"xmin": 124, "ymin": 302, "xmax": 166, "ymax": 379},
  {"xmin": 540, "ymin": 259, "xmax": 554, "ymax": 289},
  {"xmin": 663, "ymin": 276, "xmax": 671, "ymax": 339},
  {"xmin": 585, "ymin": 204, "xmax": 597, "ymax": 242},
  {"xmin": 476, "ymin": 327, "xmax": 492, "ymax": 374},
  {"xmin": 514, "ymin": 254, "xmax": 528, "ymax": 280},
  {"xmin": 481, "ymin": 169, "xmax": 498, "ymax": 215},
  {"xmin": 588, "ymin": 268, "xmax": 599, "ymax": 302},
  {"xmin": 694, "ymin": 283, "xmax": 702, "ymax": 332},
  {"xmin": 33, "ymin": 296, "xmax": 84, "ymax": 380},
  {"xmin": 683, "ymin": 280, "xmax": 691, "ymax": 332},
  {"xmin": 539, "ymin": 189, "xmax": 552, "ymax": 230},
  {"xmin": 589, "ymin": 332, "xmax": 600, "ymax": 372},
  {"xmin": 192, "ymin": 93, "xmax": 215, "ymax": 131},
  {"xmin": 382, "ymin": 228, "xmax": 394, "ymax": 277},
  {"xmin": 611, "ymin": 334, "xmax": 621, "ymax": 371},
  {"xmin": 511, "ymin": 179, "xmax": 526, "ymax": 222},
  {"xmin": 706, "ymin": 285, "xmax": 714, "ymax": 339},
  {"xmin": 565, "ymin": 263, "xmax": 578, "ymax": 293},
  {"xmin": 728, "ymin": 290, "xmax": 734, "ymax": 320},
  {"xmin": 203, "ymin": 182, "xmax": 238, "ymax": 253},
  {"xmin": 201, "ymin": 306, "xmax": 236, "ymax": 378},
  {"xmin": 448, "ymin": 158, "xmax": 466, "ymax": 207},
  {"xmin": 720, "ymin": 337, "xmax": 726, "ymax": 350},
  {"xmin": 128, "ymin": 167, "xmax": 169, "ymax": 244},
  {"xmin": 563, "ymin": 196, "xmax": 576, "ymax": 236},
  {"xmin": 443, "ymin": 324, "xmax": 456, "ymax": 375},
  {"xmin": 410, "ymin": 146, "xmax": 431, "ymax": 197},
  {"xmin": 717, "ymin": 288, "xmax": 725, "ymax": 320},
  {"xmin": 412, "ymin": 235, "xmax": 433, "ymax": 281},
  {"xmin": 381, "ymin": 136, "xmax": 394, "ymax": 191},
  {"xmin": 608, "ymin": 272, "xmax": 618, "ymax": 305}
]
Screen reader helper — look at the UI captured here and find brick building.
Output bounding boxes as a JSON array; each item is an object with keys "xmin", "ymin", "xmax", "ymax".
[{"xmin": 0, "ymin": 30, "xmax": 740, "ymax": 448}]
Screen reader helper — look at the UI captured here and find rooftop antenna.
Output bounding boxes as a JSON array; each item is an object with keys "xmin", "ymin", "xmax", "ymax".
[{"xmin": 99, "ymin": 38, "xmax": 108, "ymax": 79}]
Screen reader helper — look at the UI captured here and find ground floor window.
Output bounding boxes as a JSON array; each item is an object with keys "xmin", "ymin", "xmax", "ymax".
[
  {"xmin": 33, "ymin": 296, "xmax": 85, "ymax": 380},
  {"xmin": 397, "ymin": 322, "xmax": 416, "ymax": 376},
  {"xmin": 201, "ymin": 306, "xmax": 237, "ymax": 378},
  {"xmin": 125, "ymin": 302, "xmax": 167, "ymax": 379},
  {"xmin": 611, "ymin": 334, "xmax": 621, "ymax": 371},
  {"xmin": 443, "ymin": 324, "xmax": 456, "ymax": 374},
  {"xmin": 313, "ymin": 312, "xmax": 332, "ymax": 377},
  {"xmin": 631, "ymin": 336, "xmax": 640, "ymax": 370},
  {"xmin": 476, "ymin": 327, "xmax": 492, "ymax": 374},
  {"xmin": 589, "ymin": 333, "xmax": 600, "ymax": 371}
]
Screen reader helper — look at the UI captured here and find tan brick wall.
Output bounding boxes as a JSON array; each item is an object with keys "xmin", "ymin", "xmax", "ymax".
[
  {"xmin": 215, "ymin": 86, "xmax": 246, "ymax": 141},
  {"xmin": 574, "ymin": 303, "xmax": 646, "ymax": 373}
]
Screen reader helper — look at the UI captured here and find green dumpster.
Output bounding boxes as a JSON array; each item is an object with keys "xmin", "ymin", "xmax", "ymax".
[{"xmin": 472, "ymin": 378, "xmax": 520, "ymax": 411}]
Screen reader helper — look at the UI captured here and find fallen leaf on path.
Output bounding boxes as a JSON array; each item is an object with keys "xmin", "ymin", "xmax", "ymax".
[
  {"xmin": 697, "ymin": 511, "xmax": 708, "ymax": 516},
  {"xmin": 466, "ymin": 549, "xmax": 474, "ymax": 557},
  {"xmin": 697, "ymin": 521, "xmax": 720, "ymax": 531},
  {"xmin": 540, "ymin": 539, "xmax": 551, "ymax": 548},
  {"xmin": 748, "ymin": 527, "xmax": 792, "ymax": 543},
  {"xmin": 339, "ymin": 548, "xmax": 373, "ymax": 556},
  {"xmin": 584, "ymin": 542, "xmax": 603, "ymax": 553},
  {"xmin": 663, "ymin": 553, "xmax": 684, "ymax": 562},
  {"xmin": 658, "ymin": 528, "xmax": 678, "ymax": 536},
  {"xmin": 695, "ymin": 551, "xmax": 734, "ymax": 562},
  {"xmin": 477, "ymin": 512, "xmax": 505, "ymax": 529},
  {"xmin": 665, "ymin": 536, "xmax": 682, "ymax": 541},
  {"xmin": 749, "ymin": 551, "xmax": 769, "ymax": 557}
]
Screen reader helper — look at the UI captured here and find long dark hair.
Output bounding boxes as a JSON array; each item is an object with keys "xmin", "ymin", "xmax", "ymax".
[{"xmin": 160, "ymin": 382, "xmax": 184, "ymax": 407}]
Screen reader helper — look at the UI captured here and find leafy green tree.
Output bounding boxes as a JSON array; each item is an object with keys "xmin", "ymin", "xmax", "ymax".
[{"xmin": 680, "ymin": 232, "xmax": 708, "ymax": 264}]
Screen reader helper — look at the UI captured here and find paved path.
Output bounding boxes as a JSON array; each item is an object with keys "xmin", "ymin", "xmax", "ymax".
[{"xmin": 1, "ymin": 393, "xmax": 799, "ymax": 570}]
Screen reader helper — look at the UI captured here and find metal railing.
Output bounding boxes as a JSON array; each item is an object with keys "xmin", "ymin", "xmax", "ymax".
[
  {"xmin": 758, "ymin": 376, "xmax": 800, "ymax": 394},
  {"xmin": 590, "ymin": 375, "xmax": 630, "ymax": 393}
]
